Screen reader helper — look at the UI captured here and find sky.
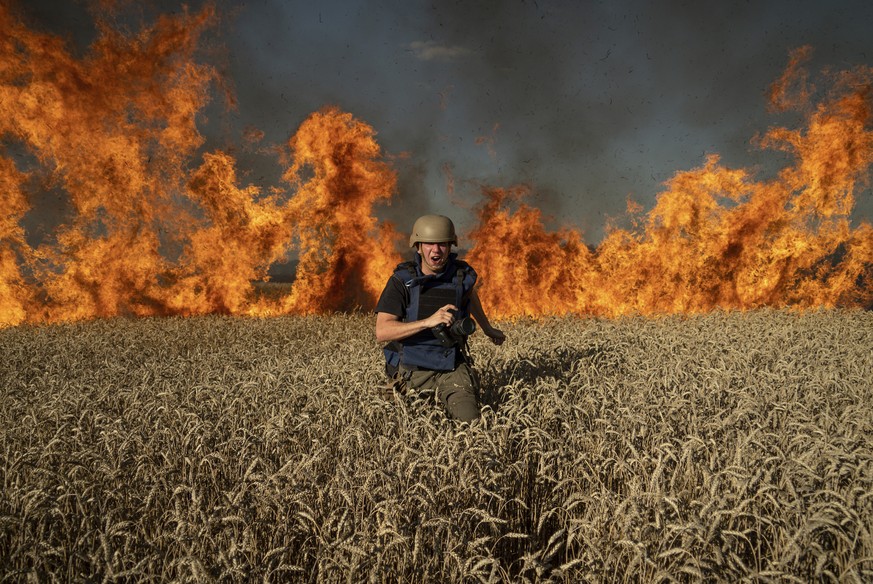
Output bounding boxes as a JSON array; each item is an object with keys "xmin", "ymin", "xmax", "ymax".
[{"xmin": 13, "ymin": 0, "xmax": 873, "ymax": 244}]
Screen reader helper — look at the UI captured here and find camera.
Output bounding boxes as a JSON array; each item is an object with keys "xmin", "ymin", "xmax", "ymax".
[{"xmin": 432, "ymin": 311, "xmax": 476, "ymax": 347}]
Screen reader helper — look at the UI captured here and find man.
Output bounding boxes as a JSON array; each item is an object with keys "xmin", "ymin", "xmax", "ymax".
[{"xmin": 375, "ymin": 214, "xmax": 505, "ymax": 422}]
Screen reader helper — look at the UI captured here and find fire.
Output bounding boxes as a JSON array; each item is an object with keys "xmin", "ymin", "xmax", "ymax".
[
  {"xmin": 0, "ymin": 2, "xmax": 870, "ymax": 327},
  {"xmin": 0, "ymin": 4, "xmax": 399, "ymax": 326},
  {"xmin": 465, "ymin": 186, "xmax": 593, "ymax": 317},
  {"xmin": 0, "ymin": 2, "xmax": 219, "ymax": 324},
  {"xmin": 277, "ymin": 107, "xmax": 401, "ymax": 314},
  {"xmin": 469, "ymin": 50, "xmax": 873, "ymax": 318},
  {"xmin": 0, "ymin": 158, "xmax": 32, "ymax": 325}
]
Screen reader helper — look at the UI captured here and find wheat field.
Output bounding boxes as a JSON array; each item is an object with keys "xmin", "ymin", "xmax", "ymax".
[{"xmin": 1, "ymin": 310, "xmax": 871, "ymax": 582}]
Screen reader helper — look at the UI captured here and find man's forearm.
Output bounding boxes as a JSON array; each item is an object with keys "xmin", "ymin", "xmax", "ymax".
[
  {"xmin": 469, "ymin": 290, "xmax": 496, "ymax": 334},
  {"xmin": 376, "ymin": 304, "xmax": 458, "ymax": 343},
  {"xmin": 375, "ymin": 316, "xmax": 431, "ymax": 343}
]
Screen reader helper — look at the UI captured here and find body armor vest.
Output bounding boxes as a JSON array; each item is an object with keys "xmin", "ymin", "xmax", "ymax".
[{"xmin": 383, "ymin": 254, "xmax": 477, "ymax": 373}]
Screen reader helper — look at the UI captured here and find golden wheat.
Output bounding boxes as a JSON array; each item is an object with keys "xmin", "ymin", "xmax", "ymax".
[{"xmin": 1, "ymin": 309, "xmax": 871, "ymax": 582}]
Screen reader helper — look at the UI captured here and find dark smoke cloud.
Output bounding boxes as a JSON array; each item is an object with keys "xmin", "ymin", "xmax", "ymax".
[{"xmin": 413, "ymin": 0, "xmax": 873, "ymax": 236}]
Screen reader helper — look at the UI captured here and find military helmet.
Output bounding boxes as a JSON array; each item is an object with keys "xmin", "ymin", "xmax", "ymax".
[{"xmin": 409, "ymin": 214, "xmax": 457, "ymax": 247}]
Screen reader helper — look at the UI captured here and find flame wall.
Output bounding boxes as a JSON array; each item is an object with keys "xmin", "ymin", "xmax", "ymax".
[
  {"xmin": 0, "ymin": 5, "xmax": 401, "ymax": 326},
  {"xmin": 1, "ymin": 7, "xmax": 871, "ymax": 327},
  {"xmin": 468, "ymin": 49, "xmax": 872, "ymax": 318}
]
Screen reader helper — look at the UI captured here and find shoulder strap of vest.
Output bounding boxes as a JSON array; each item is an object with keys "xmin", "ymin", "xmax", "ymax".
[
  {"xmin": 453, "ymin": 264, "xmax": 467, "ymax": 307},
  {"xmin": 391, "ymin": 260, "xmax": 425, "ymax": 322},
  {"xmin": 452, "ymin": 260, "xmax": 477, "ymax": 309},
  {"xmin": 392, "ymin": 260, "xmax": 417, "ymax": 282}
]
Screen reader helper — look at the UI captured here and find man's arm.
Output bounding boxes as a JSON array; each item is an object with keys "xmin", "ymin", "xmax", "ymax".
[
  {"xmin": 375, "ymin": 305, "xmax": 458, "ymax": 343},
  {"xmin": 468, "ymin": 288, "xmax": 506, "ymax": 345}
]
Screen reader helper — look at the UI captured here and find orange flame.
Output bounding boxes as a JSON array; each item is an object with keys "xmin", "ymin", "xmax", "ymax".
[
  {"xmin": 278, "ymin": 107, "xmax": 401, "ymax": 313},
  {"xmin": 468, "ymin": 53, "xmax": 873, "ymax": 318},
  {"xmin": 0, "ymin": 158, "xmax": 33, "ymax": 325},
  {"xmin": 0, "ymin": 5, "xmax": 400, "ymax": 326},
  {"xmin": 1, "ymin": 3, "xmax": 219, "ymax": 324}
]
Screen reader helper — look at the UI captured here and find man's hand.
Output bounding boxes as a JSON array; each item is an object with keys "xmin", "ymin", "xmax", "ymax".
[
  {"xmin": 484, "ymin": 327, "xmax": 506, "ymax": 346},
  {"xmin": 425, "ymin": 304, "xmax": 458, "ymax": 329}
]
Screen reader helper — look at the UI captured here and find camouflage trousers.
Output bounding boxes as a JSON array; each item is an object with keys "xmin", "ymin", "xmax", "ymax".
[{"xmin": 395, "ymin": 362, "xmax": 480, "ymax": 422}]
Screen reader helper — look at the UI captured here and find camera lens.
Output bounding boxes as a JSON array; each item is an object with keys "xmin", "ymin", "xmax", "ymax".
[{"xmin": 451, "ymin": 317, "xmax": 476, "ymax": 336}]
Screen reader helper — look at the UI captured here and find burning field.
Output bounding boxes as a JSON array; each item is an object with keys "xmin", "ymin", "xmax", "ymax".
[{"xmin": 1, "ymin": 3, "xmax": 873, "ymax": 582}]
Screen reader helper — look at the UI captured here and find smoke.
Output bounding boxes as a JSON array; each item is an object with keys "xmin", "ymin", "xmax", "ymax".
[{"xmin": 396, "ymin": 0, "xmax": 873, "ymax": 238}]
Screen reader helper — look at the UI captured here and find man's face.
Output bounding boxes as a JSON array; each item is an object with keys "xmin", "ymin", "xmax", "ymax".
[{"xmin": 418, "ymin": 241, "xmax": 451, "ymax": 274}]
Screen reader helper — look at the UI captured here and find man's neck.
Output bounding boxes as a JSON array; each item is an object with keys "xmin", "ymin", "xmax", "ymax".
[{"xmin": 420, "ymin": 262, "xmax": 444, "ymax": 276}]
